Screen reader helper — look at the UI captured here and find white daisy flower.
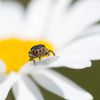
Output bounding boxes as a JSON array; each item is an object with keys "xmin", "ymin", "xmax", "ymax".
[{"xmin": 0, "ymin": 0, "xmax": 100, "ymax": 100}]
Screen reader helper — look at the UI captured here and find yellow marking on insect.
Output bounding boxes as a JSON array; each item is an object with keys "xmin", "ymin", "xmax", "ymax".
[{"xmin": 0, "ymin": 38, "xmax": 54, "ymax": 73}]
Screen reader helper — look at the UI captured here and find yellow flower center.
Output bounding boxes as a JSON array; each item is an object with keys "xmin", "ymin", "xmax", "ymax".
[{"xmin": 0, "ymin": 38, "xmax": 54, "ymax": 73}]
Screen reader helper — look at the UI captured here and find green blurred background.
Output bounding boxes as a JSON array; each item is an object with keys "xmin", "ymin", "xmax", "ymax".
[{"xmin": 2, "ymin": 0, "xmax": 100, "ymax": 100}]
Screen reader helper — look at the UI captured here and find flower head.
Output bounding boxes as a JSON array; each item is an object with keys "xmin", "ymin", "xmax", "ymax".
[{"xmin": 0, "ymin": 0, "xmax": 100, "ymax": 99}]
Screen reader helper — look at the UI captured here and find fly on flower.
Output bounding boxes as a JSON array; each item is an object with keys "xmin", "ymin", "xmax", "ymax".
[{"xmin": 29, "ymin": 44, "xmax": 55, "ymax": 65}]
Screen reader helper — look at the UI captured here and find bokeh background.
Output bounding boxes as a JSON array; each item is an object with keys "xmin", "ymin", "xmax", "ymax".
[{"xmin": 1, "ymin": 0, "xmax": 99, "ymax": 100}]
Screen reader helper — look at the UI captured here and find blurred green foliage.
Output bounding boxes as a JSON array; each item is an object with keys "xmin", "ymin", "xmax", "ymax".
[
  {"xmin": 6, "ymin": 90, "xmax": 15, "ymax": 100},
  {"xmin": 17, "ymin": 0, "xmax": 31, "ymax": 7}
]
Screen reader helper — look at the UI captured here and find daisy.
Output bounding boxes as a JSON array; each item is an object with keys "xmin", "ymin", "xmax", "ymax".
[{"xmin": 0, "ymin": 0, "xmax": 100, "ymax": 100}]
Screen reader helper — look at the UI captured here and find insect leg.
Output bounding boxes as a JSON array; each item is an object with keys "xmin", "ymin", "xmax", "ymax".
[
  {"xmin": 49, "ymin": 50, "xmax": 55, "ymax": 56},
  {"xmin": 47, "ymin": 51, "xmax": 50, "ymax": 56},
  {"xmin": 29, "ymin": 56, "xmax": 33, "ymax": 61},
  {"xmin": 29, "ymin": 51, "xmax": 36, "ymax": 65},
  {"xmin": 29, "ymin": 51, "xmax": 33, "ymax": 61},
  {"xmin": 33, "ymin": 59, "xmax": 36, "ymax": 65},
  {"xmin": 29, "ymin": 58, "xmax": 32, "ymax": 61},
  {"xmin": 39, "ymin": 57, "xmax": 41, "ymax": 60}
]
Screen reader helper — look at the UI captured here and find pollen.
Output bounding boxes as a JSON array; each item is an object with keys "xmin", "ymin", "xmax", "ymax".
[{"xmin": 0, "ymin": 38, "xmax": 54, "ymax": 73}]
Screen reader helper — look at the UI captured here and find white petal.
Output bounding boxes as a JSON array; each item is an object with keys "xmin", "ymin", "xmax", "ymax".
[
  {"xmin": 21, "ymin": 74, "xmax": 44, "ymax": 100},
  {"xmin": 0, "ymin": 75, "xmax": 5, "ymax": 83},
  {"xmin": 46, "ymin": 0, "xmax": 100, "ymax": 49},
  {"xmin": 34, "ymin": 56, "xmax": 59, "ymax": 66},
  {"xmin": 20, "ymin": 56, "xmax": 59, "ymax": 74},
  {"xmin": 20, "ymin": 61, "xmax": 35, "ymax": 74},
  {"xmin": 0, "ymin": 1, "xmax": 23, "ymax": 39},
  {"xmin": 0, "ymin": 72, "xmax": 17, "ymax": 100},
  {"xmin": 48, "ymin": 0, "xmax": 71, "ymax": 24},
  {"xmin": 0, "ymin": 60, "xmax": 6, "ymax": 74},
  {"xmin": 66, "ymin": 35, "xmax": 100, "ymax": 60},
  {"xmin": 45, "ymin": 0, "xmax": 72, "ymax": 48},
  {"xmin": 64, "ymin": 0, "xmax": 100, "ymax": 42},
  {"xmin": 50, "ymin": 55, "xmax": 91, "ymax": 69},
  {"xmin": 81, "ymin": 24, "xmax": 100, "ymax": 36},
  {"xmin": 52, "ymin": 33, "xmax": 100, "ymax": 69},
  {"xmin": 30, "ymin": 69, "xmax": 93, "ymax": 100},
  {"xmin": 23, "ymin": 0, "xmax": 55, "ymax": 40},
  {"xmin": 12, "ymin": 74, "xmax": 44, "ymax": 100}
]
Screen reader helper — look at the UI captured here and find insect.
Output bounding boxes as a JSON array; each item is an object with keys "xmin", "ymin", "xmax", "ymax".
[{"xmin": 29, "ymin": 44, "xmax": 55, "ymax": 65}]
